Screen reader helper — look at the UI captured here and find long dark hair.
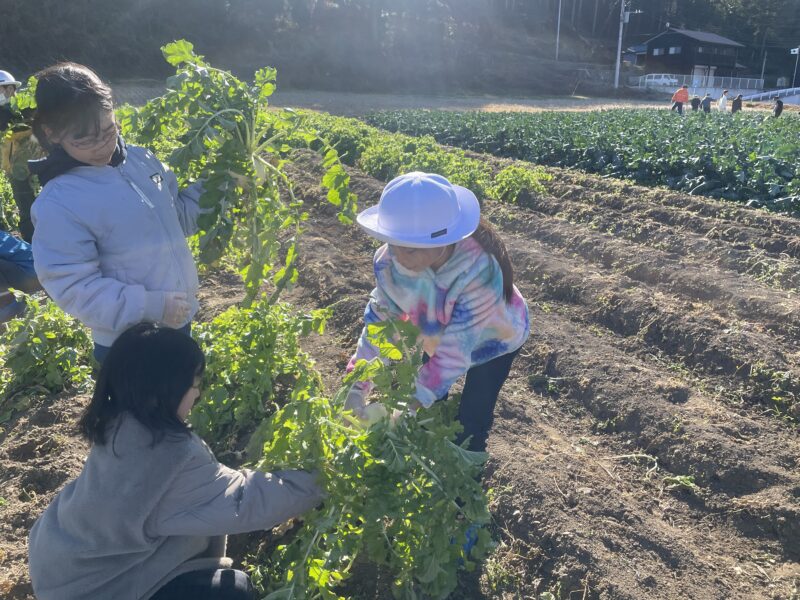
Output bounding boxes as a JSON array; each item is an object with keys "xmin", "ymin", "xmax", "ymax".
[
  {"xmin": 78, "ymin": 323, "xmax": 205, "ymax": 447},
  {"xmin": 470, "ymin": 216, "xmax": 515, "ymax": 301},
  {"xmin": 32, "ymin": 62, "xmax": 114, "ymax": 151}
]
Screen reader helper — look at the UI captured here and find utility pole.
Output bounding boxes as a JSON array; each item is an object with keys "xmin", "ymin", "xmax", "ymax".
[
  {"xmin": 555, "ymin": 0, "xmax": 563, "ymax": 61},
  {"xmin": 760, "ymin": 51, "xmax": 767, "ymax": 86},
  {"xmin": 793, "ymin": 47, "xmax": 800, "ymax": 88},
  {"xmin": 614, "ymin": 0, "xmax": 626, "ymax": 89}
]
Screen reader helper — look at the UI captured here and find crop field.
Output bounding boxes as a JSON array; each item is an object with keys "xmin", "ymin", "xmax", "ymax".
[
  {"xmin": 2, "ymin": 45, "xmax": 800, "ymax": 600},
  {"xmin": 365, "ymin": 109, "xmax": 800, "ymax": 214}
]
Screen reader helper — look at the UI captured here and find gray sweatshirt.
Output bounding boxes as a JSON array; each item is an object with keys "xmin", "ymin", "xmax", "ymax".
[
  {"xmin": 31, "ymin": 145, "xmax": 202, "ymax": 347},
  {"xmin": 28, "ymin": 414, "xmax": 323, "ymax": 600}
]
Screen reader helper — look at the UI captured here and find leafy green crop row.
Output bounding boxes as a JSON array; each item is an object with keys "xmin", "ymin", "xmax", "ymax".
[
  {"xmin": 364, "ymin": 109, "xmax": 800, "ymax": 214},
  {"xmin": 300, "ymin": 112, "xmax": 551, "ymax": 202},
  {"xmin": 0, "ymin": 295, "xmax": 93, "ymax": 425}
]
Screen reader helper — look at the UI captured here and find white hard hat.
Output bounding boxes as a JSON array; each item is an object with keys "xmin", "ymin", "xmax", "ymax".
[
  {"xmin": 357, "ymin": 172, "xmax": 480, "ymax": 248},
  {"xmin": 0, "ymin": 71, "xmax": 22, "ymax": 87}
]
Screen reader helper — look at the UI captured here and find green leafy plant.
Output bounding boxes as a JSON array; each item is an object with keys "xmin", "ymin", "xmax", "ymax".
[
  {"xmin": 302, "ymin": 112, "xmax": 550, "ymax": 204},
  {"xmin": 119, "ymin": 40, "xmax": 356, "ymax": 306},
  {"xmin": 247, "ymin": 320, "xmax": 492, "ymax": 600},
  {"xmin": 190, "ymin": 297, "xmax": 329, "ymax": 458},
  {"xmin": 0, "ymin": 295, "xmax": 93, "ymax": 422},
  {"xmin": 490, "ymin": 165, "xmax": 552, "ymax": 203},
  {"xmin": 0, "ymin": 172, "xmax": 17, "ymax": 231},
  {"xmin": 662, "ymin": 474, "xmax": 699, "ymax": 494}
]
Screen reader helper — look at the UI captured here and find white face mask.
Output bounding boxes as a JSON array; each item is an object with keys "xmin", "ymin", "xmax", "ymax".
[{"xmin": 0, "ymin": 94, "xmax": 9, "ymax": 106}]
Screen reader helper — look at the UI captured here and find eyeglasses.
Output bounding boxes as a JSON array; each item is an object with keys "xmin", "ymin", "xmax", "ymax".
[{"xmin": 63, "ymin": 120, "xmax": 118, "ymax": 150}]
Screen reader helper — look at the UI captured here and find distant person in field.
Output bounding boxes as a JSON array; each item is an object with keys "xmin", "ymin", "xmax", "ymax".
[
  {"xmin": 690, "ymin": 95, "xmax": 701, "ymax": 112},
  {"xmin": 671, "ymin": 84, "xmax": 689, "ymax": 115},
  {"xmin": 731, "ymin": 94, "xmax": 743, "ymax": 114},
  {"xmin": 0, "ymin": 70, "xmax": 41, "ymax": 242},
  {"xmin": 345, "ymin": 172, "xmax": 530, "ymax": 454},
  {"xmin": 718, "ymin": 89, "xmax": 729, "ymax": 112},
  {"xmin": 772, "ymin": 96, "xmax": 784, "ymax": 117},
  {"xmin": 0, "ymin": 228, "xmax": 41, "ymax": 321},
  {"xmin": 700, "ymin": 93, "xmax": 714, "ymax": 113},
  {"xmin": 28, "ymin": 62, "xmax": 206, "ymax": 363},
  {"xmin": 28, "ymin": 323, "xmax": 324, "ymax": 600}
]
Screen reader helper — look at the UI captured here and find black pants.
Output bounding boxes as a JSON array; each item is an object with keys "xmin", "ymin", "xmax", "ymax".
[
  {"xmin": 150, "ymin": 568, "xmax": 255, "ymax": 600},
  {"xmin": 440, "ymin": 349, "xmax": 520, "ymax": 453},
  {"xmin": 671, "ymin": 101, "xmax": 684, "ymax": 115},
  {"xmin": 9, "ymin": 176, "xmax": 36, "ymax": 243}
]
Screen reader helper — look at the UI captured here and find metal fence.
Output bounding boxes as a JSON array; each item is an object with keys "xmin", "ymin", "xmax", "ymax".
[
  {"xmin": 742, "ymin": 87, "xmax": 800, "ymax": 102},
  {"xmin": 639, "ymin": 73, "xmax": 765, "ymax": 91}
]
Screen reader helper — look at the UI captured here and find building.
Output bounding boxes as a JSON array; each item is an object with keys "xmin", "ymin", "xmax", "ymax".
[
  {"xmin": 623, "ymin": 44, "xmax": 647, "ymax": 66},
  {"xmin": 643, "ymin": 28, "xmax": 744, "ymax": 82}
]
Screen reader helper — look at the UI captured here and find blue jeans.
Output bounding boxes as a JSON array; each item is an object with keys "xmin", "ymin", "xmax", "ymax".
[
  {"xmin": 150, "ymin": 568, "xmax": 255, "ymax": 600},
  {"xmin": 93, "ymin": 323, "xmax": 192, "ymax": 364},
  {"xmin": 0, "ymin": 258, "xmax": 40, "ymax": 294},
  {"xmin": 429, "ymin": 348, "xmax": 521, "ymax": 453}
]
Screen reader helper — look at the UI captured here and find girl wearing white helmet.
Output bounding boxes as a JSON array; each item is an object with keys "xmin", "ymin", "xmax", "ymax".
[
  {"xmin": 0, "ymin": 70, "xmax": 21, "ymax": 102},
  {"xmin": 347, "ymin": 172, "xmax": 530, "ymax": 453}
]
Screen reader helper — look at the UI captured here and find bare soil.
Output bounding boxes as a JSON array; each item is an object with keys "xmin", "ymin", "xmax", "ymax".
[
  {"xmin": 2, "ymin": 149, "xmax": 800, "ymax": 599},
  {"xmin": 113, "ymin": 81, "xmax": 796, "ymax": 117},
  {"xmin": 111, "ymin": 80, "xmax": 665, "ymax": 116}
]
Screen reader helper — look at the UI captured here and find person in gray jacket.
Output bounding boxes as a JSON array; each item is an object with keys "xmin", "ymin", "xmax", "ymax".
[
  {"xmin": 28, "ymin": 323, "xmax": 324, "ymax": 600},
  {"xmin": 28, "ymin": 63, "xmax": 204, "ymax": 362}
]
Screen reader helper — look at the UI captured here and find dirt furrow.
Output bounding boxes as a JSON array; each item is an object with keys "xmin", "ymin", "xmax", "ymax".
[
  {"xmin": 487, "ymin": 202, "xmax": 800, "ymax": 343},
  {"xmin": 543, "ymin": 166, "xmax": 800, "ymax": 242},
  {"xmin": 498, "ymin": 227, "xmax": 800, "ymax": 415},
  {"xmin": 514, "ymin": 189, "xmax": 800, "ymax": 293}
]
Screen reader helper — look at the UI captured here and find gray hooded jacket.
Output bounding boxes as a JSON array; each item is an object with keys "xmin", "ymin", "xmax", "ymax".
[{"xmin": 28, "ymin": 414, "xmax": 323, "ymax": 600}]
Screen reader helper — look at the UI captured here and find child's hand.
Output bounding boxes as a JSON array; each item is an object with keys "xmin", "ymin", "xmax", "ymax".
[
  {"xmin": 389, "ymin": 400, "xmax": 421, "ymax": 424},
  {"xmin": 226, "ymin": 169, "xmax": 251, "ymax": 190},
  {"xmin": 163, "ymin": 292, "xmax": 192, "ymax": 328}
]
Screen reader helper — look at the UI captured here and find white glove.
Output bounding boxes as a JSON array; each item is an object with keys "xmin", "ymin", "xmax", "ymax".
[
  {"xmin": 162, "ymin": 292, "xmax": 192, "ymax": 328},
  {"xmin": 344, "ymin": 387, "xmax": 368, "ymax": 418},
  {"xmin": 360, "ymin": 403, "xmax": 389, "ymax": 426}
]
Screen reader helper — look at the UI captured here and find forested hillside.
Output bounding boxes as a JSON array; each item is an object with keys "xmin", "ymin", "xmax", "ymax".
[{"xmin": 1, "ymin": 2, "xmax": 799, "ymax": 98}]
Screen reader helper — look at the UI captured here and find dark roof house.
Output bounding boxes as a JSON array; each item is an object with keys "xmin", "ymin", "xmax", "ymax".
[{"xmin": 643, "ymin": 28, "xmax": 744, "ymax": 78}]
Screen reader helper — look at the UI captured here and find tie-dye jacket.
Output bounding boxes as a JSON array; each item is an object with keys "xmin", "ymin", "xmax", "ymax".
[{"xmin": 349, "ymin": 237, "xmax": 530, "ymax": 408}]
